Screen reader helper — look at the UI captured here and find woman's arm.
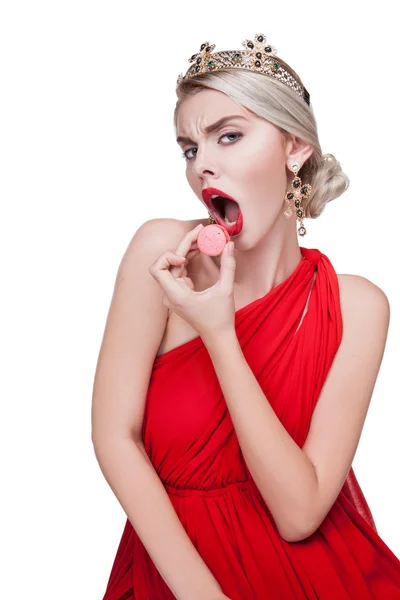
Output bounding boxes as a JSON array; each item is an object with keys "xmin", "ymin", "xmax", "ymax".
[
  {"xmin": 93, "ymin": 436, "xmax": 224, "ymax": 600},
  {"xmin": 92, "ymin": 219, "xmax": 224, "ymax": 600},
  {"xmin": 200, "ymin": 275, "xmax": 390, "ymax": 543}
]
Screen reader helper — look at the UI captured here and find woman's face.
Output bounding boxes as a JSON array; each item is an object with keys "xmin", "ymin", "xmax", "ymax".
[{"xmin": 176, "ymin": 88, "xmax": 297, "ymax": 248}]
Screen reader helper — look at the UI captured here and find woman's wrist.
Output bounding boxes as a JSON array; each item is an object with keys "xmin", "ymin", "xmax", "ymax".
[{"xmin": 183, "ymin": 579, "xmax": 224, "ymax": 600}]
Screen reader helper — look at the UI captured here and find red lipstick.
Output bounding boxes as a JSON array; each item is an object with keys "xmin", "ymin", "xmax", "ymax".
[{"xmin": 201, "ymin": 187, "xmax": 243, "ymax": 236}]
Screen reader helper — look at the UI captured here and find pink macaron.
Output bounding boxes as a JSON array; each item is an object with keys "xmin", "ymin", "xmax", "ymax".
[{"xmin": 197, "ymin": 224, "xmax": 230, "ymax": 256}]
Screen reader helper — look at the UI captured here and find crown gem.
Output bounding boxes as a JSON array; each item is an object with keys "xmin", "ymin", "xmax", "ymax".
[{"xmin": 177, "ymin": 33, "xmax": 310, "ymax": 107}]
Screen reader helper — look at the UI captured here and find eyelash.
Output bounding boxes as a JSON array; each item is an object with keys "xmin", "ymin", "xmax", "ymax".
[{"xmin": 180, "ymin": 131, "xmax": 243, "ymax": 162}]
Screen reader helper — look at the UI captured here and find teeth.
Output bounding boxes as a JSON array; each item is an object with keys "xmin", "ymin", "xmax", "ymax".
[{"xmin": 211, "ymin": 193, "xmax": 228, "ymax": 201}]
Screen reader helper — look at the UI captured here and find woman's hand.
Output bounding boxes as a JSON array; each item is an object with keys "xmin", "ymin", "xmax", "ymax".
[{"xmin": 149, "ymin": 224, "xmax": 237, "ymax": 341}]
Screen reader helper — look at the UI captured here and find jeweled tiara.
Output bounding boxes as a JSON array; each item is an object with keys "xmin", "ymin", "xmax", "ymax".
[{"xmin": 176, "ymin": 32, "xmax": 310, "ymax": 106}]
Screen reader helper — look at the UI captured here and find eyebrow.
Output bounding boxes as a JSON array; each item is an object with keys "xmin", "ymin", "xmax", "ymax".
[{"xmin": 176, "ymin": 115, "xmax": 247, "ymax": 145}]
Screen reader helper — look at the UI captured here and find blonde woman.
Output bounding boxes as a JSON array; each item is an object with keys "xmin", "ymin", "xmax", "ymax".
[{"xmin": 93, "ymin": 34, "xmax": 400, "ymax": 599}]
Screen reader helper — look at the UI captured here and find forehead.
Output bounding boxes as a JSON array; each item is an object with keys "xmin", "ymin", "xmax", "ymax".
[{"xmin": 176, "ymin": 89, "xmax": 251, "ymax": 134}]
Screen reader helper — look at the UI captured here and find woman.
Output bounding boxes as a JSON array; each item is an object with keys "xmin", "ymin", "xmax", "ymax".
[{"xmin": 93, "ymin": 33, "xmax": 400, "ymax": 599}]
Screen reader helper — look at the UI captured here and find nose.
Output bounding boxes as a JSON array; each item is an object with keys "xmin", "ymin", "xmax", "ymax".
[
  {"xmin": 192, "ymin": 147, "xmax": 218, "ymax": 179},
  {"xmin": 194, "ymin": 164, "xmax": 216, "ymax": 179}
]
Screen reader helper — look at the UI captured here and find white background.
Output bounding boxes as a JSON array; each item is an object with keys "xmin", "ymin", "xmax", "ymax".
[{"xmin": 1, "ymin": 1, "xmax": 399, "ymax": 597}]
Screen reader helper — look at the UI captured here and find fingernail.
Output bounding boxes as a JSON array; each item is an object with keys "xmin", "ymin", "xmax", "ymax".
[{"xmin": 195, "ymin": 224, "xmax": 203, "ymax": 230}]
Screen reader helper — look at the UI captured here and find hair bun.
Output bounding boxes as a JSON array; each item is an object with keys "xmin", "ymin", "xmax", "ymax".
[{"xmin": 304, "ymin": 153, "xmax": 350, "ymax": 219}]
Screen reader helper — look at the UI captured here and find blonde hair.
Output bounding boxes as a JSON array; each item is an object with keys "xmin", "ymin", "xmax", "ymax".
[{"xmin": 174, "ymin": 69, "xmax": 349, "ymax": 219}]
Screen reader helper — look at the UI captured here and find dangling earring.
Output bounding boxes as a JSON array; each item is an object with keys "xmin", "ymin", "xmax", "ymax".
[
  {"xmin": 284, "ymin": 162, "xmax": 312, "ymax": 237},
  {"xmin": 208, "ymin": 212, "xmax": 217, "ymax": 225}
]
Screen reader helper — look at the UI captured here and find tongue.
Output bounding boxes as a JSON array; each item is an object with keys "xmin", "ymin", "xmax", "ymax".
[{"xmin": 224, "ymin": 198, "xmax": 239, "ymax": 222}]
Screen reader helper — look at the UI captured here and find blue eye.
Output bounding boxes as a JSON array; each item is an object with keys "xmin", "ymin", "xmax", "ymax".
[{"xmin": 180, "ymin": 131, "xmax": 243, "ymax": 162}]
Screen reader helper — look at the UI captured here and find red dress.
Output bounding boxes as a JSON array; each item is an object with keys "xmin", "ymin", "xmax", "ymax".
[{"xmin": 102, "ymin": 247, "xmax": 400, "ymax": 599}]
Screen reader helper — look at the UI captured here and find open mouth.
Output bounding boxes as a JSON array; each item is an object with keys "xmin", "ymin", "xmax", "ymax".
[{"xmin": 211, "ymin": 195, "xmax": 240, "ymax": 225}]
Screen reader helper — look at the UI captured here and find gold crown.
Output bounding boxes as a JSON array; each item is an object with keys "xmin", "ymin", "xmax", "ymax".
[{"xmin": 177, "ymin": 33, "xmax": 310, "ymax": 106}]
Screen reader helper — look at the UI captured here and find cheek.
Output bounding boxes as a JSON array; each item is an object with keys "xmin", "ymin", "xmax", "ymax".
[{"xmin": 244, "ymin": 142, "xmax": 286, "ymax": 195}]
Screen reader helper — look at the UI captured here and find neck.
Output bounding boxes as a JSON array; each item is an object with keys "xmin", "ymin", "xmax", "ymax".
[{"xmin": 212, "ymin": 222, "xmax": 302, "ymax": 299}]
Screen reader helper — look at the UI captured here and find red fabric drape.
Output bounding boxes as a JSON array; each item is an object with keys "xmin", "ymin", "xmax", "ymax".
[{"xmin": 102, "ymin": 247, "xmax": 400, "ymax": 599}]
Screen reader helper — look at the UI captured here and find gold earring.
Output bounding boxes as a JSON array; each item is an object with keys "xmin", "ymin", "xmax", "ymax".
[
  {"xmin": 208, "ymin": 212, "xmax": 217, "ymax": 225},
  {"xmin": 284, "ymin": 163, "xmax": 312, "ymax": 237}
]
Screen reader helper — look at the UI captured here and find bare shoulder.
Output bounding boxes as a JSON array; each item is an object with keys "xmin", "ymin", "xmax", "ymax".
[
  {"xmin": 125, "ymin": 217, "xmax": 193, "ymax": 252},
  {"xmin": 119, "ymin": 217, "xmax": 203, "ymax": 272},
  {"xmin": 337, "ymin": 272, "xmax": 388, "ymax": 295},
  {"xmin": 131, "ymin": 217, "xmax": 207, "ymax": 246},
  {"xmin": 130, "ymin": 216, "xmax": 206, "ymax": 269},
  {"xmin": 336, "ymin": 272, "xmax": 390, "ymax": 350},
  {"xmin": 337, "ymin": 273, "xmax": 390, "ymax": 323}
]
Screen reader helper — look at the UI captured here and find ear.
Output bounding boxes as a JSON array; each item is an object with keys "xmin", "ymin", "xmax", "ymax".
[{"xmin": 285, "ymin": 134, "xmax": 314, "ymax": 170}]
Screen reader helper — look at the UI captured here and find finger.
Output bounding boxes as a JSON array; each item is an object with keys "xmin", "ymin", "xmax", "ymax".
[
  {"xmin": 149, "ymin": 250, "xmax": 185, "ymax": 278},
  {"xmin": 170, "ymin": 249, "xmax": 199, "ymax": 281},
  {"xmin": 174, "ymin": 224, "xmax": 204, "ymax": 259},
  {"xmin": 149, "ymin": 250, "xmax": 191, "ymax": 301},
  {"xmin": 169, "ymin": 259, "xmax": 186, "ymax": 279},
  {"xmin": 219, "ymin": 241, "xmax": 236, "ymax": 290},
  {"xmin": 170, "ymin": 224, "xmax": 203, "ymax": 277}
]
